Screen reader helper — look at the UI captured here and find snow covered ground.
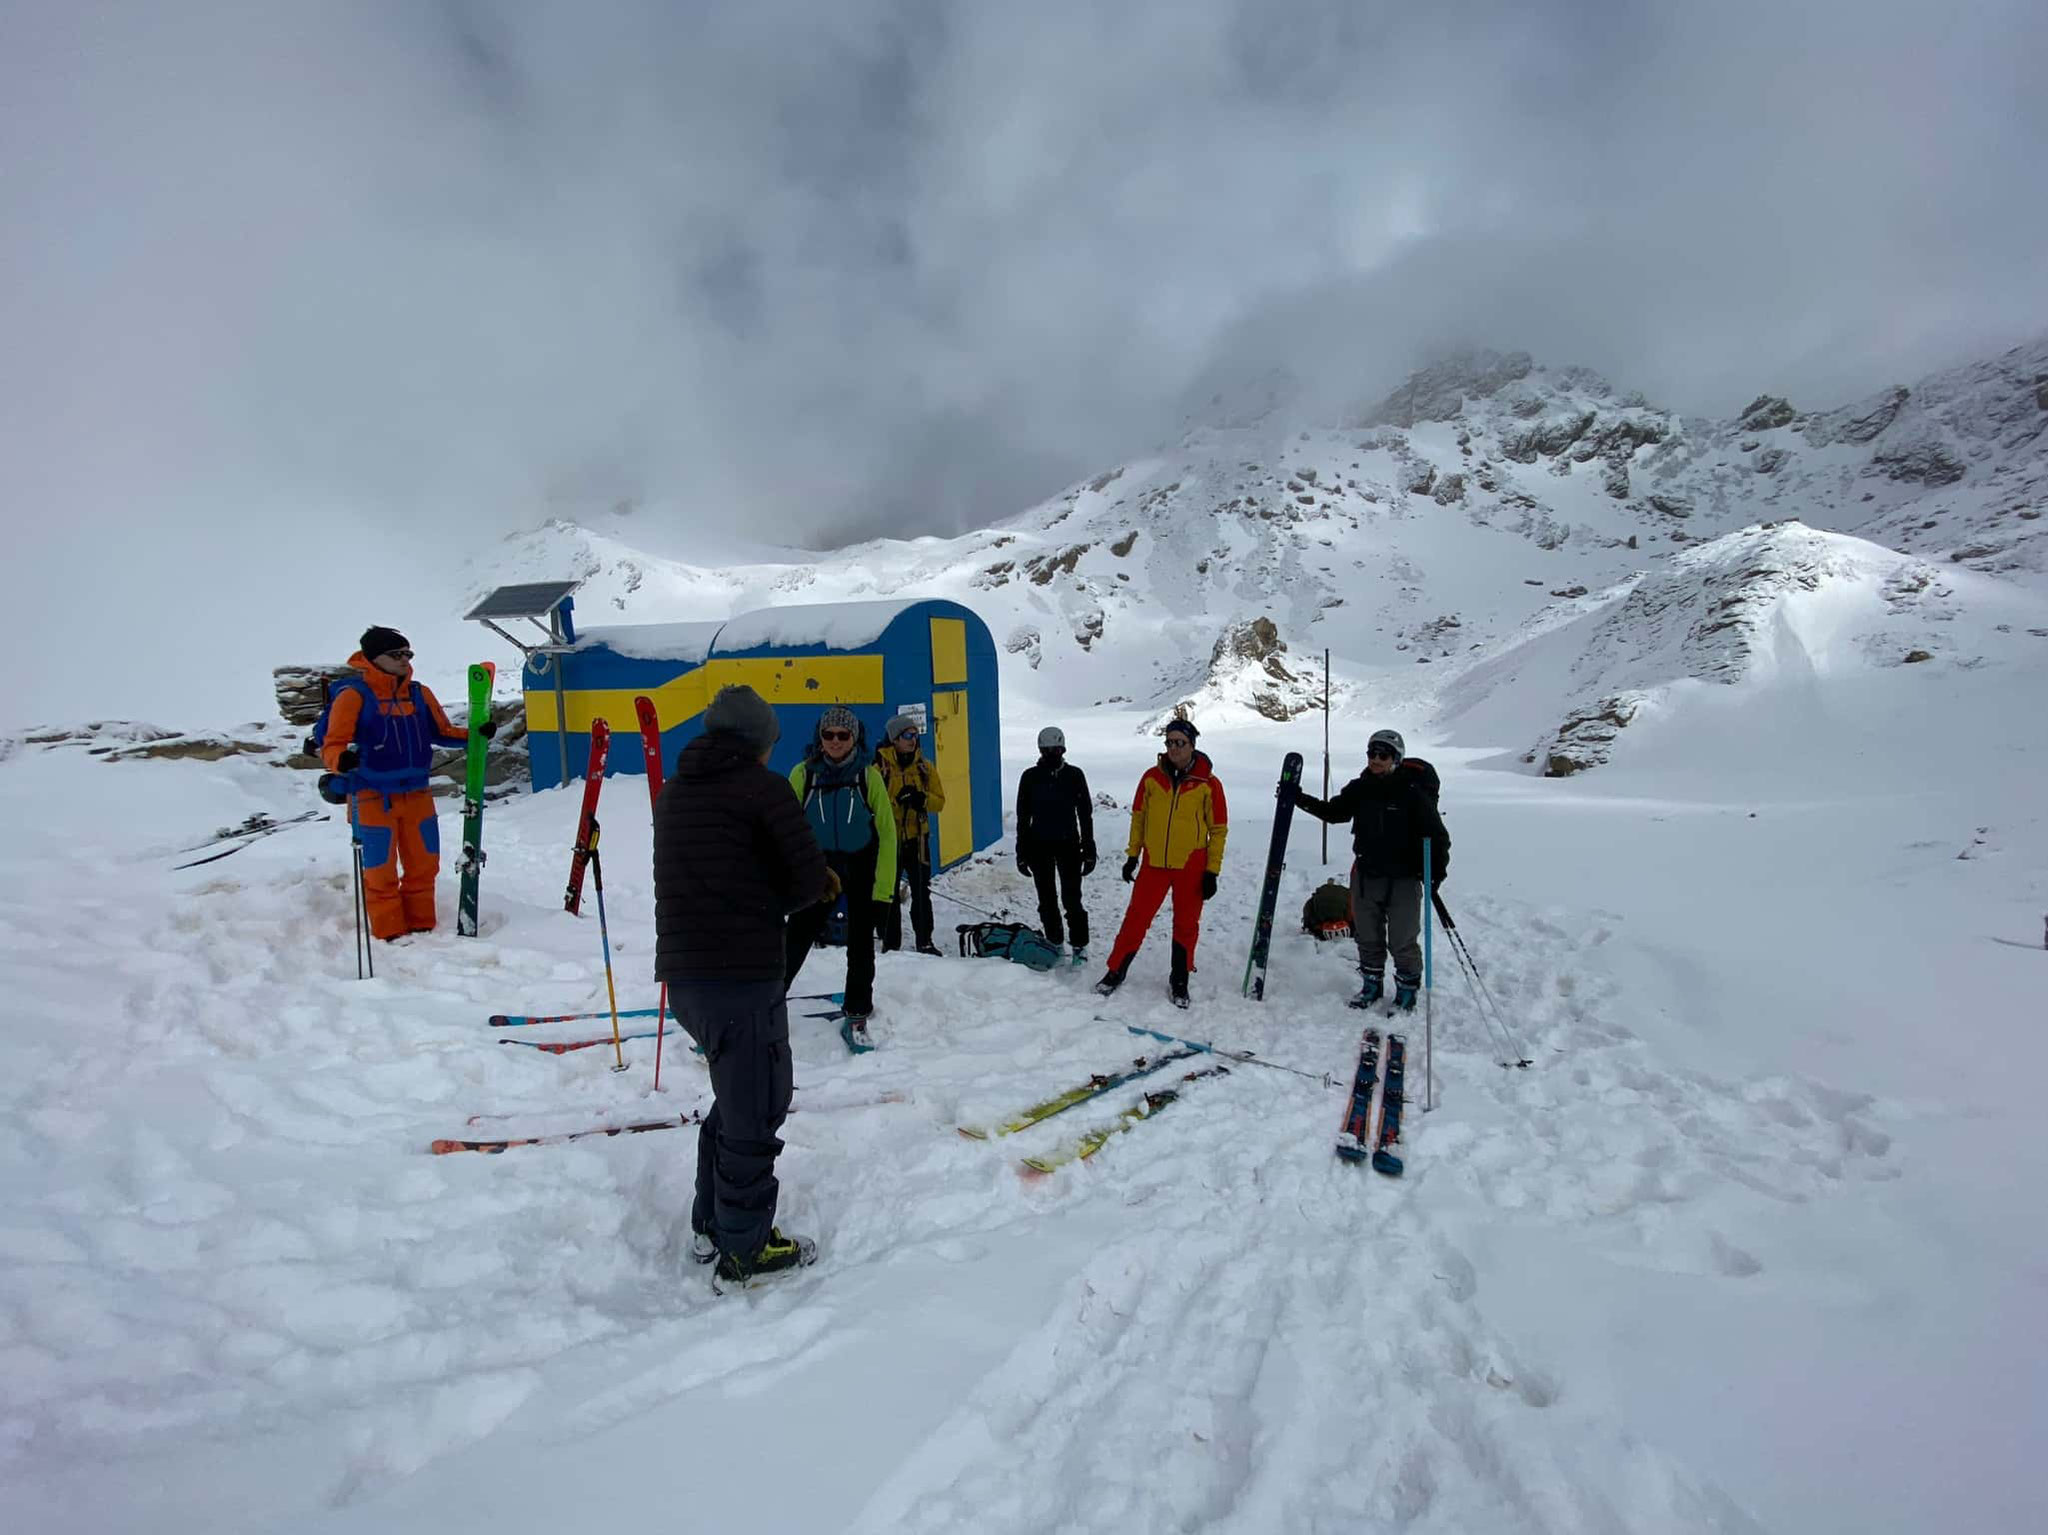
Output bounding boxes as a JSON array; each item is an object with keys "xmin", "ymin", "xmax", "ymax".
[{"xmin": 5, "ymin": 628, "xmax": 2045, "ymax": 1532}]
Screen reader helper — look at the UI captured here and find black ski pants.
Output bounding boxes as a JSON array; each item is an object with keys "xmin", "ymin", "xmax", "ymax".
[
  {"xmin": 670, "ymin": 977, "xmax": 792, "ymax": 1262},
  {"xmin": 784, "ymin": 847, "xmax": 878, "ymax": 1015},
  {"xmin": 1030, "ymin": 844, "xmax": 1089, "ymax": 948},
  {"xmin": 879, "ymin": 839, "xmax": 934, "ymax": 952}
]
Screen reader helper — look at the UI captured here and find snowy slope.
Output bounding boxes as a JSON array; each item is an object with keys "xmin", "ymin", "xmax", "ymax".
[
  {"xmin": 1437, "ymin": 521, "xmax": 2048, "ymax": 773},
  {"xmin": 5, "ymin": 667, "xmax": 2045, "ymax": 1533}
]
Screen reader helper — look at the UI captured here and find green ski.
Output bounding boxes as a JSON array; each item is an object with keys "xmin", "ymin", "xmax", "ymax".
[
  {"xmin": 956, "ymin": 1048, "xmax": 1203, "ymax": 1141},
  {"xmin": 1019, "ymin": 1065, "xmax": 1229, "ymax": 1175},
  {"xmin": 457, "ymin": 662, "xmax": 494, "ymax": 937}
]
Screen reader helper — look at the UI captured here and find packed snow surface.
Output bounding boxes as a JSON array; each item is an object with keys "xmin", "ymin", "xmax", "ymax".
[{"xmin": 4, "ymin": 651, "xmax": 2044, "ymax": 1533}]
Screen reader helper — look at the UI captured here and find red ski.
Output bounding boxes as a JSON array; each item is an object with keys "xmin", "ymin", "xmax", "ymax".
[
  {"xmin": 635, "ymin": 695, "xmax": 665, "ymax": 797},
  {"xmin": 563, "ymin": 718, "xmax": 611, "ymax": 914},
  {"xmin": 433, "ymin": 1111, "xmax": 703, "ymax": 1156},
  {"xmin": 634, "ymin": 695, "xmax": 674, "ymax": 1088}
]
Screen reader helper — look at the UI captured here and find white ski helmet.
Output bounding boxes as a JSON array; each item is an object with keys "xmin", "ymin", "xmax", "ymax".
[{"xmin": 1037, "ymin": 726, "xmax": 1066, "ymax": 751}]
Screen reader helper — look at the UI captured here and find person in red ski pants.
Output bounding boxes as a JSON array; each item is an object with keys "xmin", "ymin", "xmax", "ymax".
[{"xmin": 1094, "ymin": 717, "xmax": 1229, "ymax": 1007}]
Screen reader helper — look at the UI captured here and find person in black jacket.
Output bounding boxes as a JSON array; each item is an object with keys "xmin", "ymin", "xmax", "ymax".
[
  {"xmin": 654, "ymin": 684, "xmax": 831, "ymax": 1285},
  {"xmin": 1015, "ymin": 726, "xmax": 1096, "ymax": 962},
  {"xmin": 1292, "ymin": 728, "xmax": 1449, "ymax": 1012}
]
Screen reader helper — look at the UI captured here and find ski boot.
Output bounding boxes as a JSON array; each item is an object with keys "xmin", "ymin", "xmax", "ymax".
[
  {"xmin": 1069, "ymin": 944, "xmax": 1089, "ymax": 970},
  {"xmin": 1094, "ymin": 955, "xmax": 1131, "ymax": 997},
  {"xmin": 1168, "ymin": 944, "xmax": 1191, "ymax": 1010},
  {"xmin": 1347, "ymin": 970, "xmax": 1385, "ymax": 1010},
  {"xmin": 691, "ymin": 1230, "xmax": 717, "ymax": 1265},
  {"xmin": 712, "ymin": 1227, "xmax": 818, "ymax": 1291},
  {"xmin": 840, "ymin": 1011, "xmax": 875, "ymax": 1053},
  {"xmin": 1393, "ymin": 976, "xmax": 1419, "ymax": 1012},
  {"xmin": 914, "ymin": 939, "xmax": 944, "ymax": 957}
]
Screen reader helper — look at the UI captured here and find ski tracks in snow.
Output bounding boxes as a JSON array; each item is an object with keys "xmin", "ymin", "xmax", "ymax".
[{"xmin": 0, "ymin": 785, "xmax": 1897, "ymax": 1531}]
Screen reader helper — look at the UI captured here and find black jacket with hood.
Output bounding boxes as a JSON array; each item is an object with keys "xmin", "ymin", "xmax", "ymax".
[{"xmin": 654, "ymin": 728, "xmax": 829, "ymax": 982}]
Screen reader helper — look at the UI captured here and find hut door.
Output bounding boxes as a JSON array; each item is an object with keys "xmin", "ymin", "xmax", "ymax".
[{"xmin": 930, "ymin": 687, "xmax": 971, "ymax": 868}]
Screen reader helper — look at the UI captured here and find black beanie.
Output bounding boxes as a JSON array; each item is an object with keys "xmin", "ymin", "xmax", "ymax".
[
  {"xmin": 360, "ymin": 626, "xmax": 410, "ymax": 660},
  {"xmin": 703, "ymin": 685, "xmax": 780, "ymax": 756},
  {"xmin": 1164, "ymin": 717, "xmax": 1199, "ymax": 744}
]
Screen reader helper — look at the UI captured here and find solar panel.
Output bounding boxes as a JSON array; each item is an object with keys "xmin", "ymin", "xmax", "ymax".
[{"xmin": 464, "ymin": 581, "xmax": 580, "ymax": 622}]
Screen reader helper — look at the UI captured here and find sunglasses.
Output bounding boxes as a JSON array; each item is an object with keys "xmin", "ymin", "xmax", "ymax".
[
  {"xmin": 1165, "ymin": 736, "xmax": 1193, "ymax": 748},
  {"xmin": 384, "ymin": 649, "xmax": 414, "ymax": 660},
  {"xmin": 894, "ymin": 731, "xmax": 919, "ymax": 742},
  {"xmin": 1367, "ymin": 746, "xmax": 1396, "ymax": 760},
  {"xmin": 820, "ymin": 729, "xmax": 853, "ymax": 742}
]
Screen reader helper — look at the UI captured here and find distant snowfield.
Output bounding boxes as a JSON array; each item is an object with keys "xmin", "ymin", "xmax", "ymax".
[{"xmin": 4, "ymin": 628, "xmax": 2044, "ymax": 1532}]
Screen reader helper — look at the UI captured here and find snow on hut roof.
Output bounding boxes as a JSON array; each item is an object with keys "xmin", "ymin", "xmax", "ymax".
[
  {"xmin": 709, "ymin": 599, "xmax": 934, "ymax": 653},
  {"xmin": 572, "ymin": 621, "xmax": 725, "ymax": 664}
]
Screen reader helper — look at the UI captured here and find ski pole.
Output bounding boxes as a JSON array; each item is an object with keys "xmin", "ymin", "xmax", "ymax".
[
  {"xmin": 347, "ymin": 794, "xmax": 372, "ymax": 981},
  {"xmin": 1423, "ymin": 839, "xmax": 1434, "ymax": 1112},
  {"xmin": 1119, "ymin": 1022, "xmax": 1339, "ymax": 1090},
  {"xmin": 930, "ymin": 885, "xmax": 1009, "ymax": 921},
  {"xmin": 1430, "ymin": 891, "xmax": 1531, "ymax": 1069},
  {"xmin": 586, "ymin": 821, "xmax": 628, "ymax": 1073}
]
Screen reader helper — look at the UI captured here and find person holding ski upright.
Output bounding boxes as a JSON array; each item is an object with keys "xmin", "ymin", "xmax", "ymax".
[
  {"xmin": 316, "ymin": 626, "xmax": 483, "ymax": 940},
  {"xmin": 653, "ymin": 684, "xmax": 828, "ymax": 1285},
  {"xmin": 874, "ymin": 713, "xmax": 945, "ymax": 956},
  {"xmin": 1292, "ymin": 728, "xmax": 1449, "ymax": 1012},
  {"xmin": 1096, "ymin": 716, "xmax": 1228, "ymax": 1007},
  {"xmin": 783, "ymin": 706, "xmax": 898, "ymax": 1025},
  {"xmin": 1016, "ymin": 726, "xmax": 1097, "ymax": 965}
]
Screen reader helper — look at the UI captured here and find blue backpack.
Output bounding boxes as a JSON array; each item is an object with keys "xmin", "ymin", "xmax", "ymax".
[
  {"xmin": 308, "ymin": 676, "xmax": 436, "ymax": 795},
  {"xmin": 957, "ymin": 921, "xmax": 1062, "ymax": 971}
]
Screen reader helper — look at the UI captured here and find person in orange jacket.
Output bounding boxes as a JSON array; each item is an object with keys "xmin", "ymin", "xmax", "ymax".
[
  {"xmin": 318, "ymin": 626, "xmax": 484, "ymax": 940},
  {"xmin": 1095, "ymin": 716, "xmax": 1229, "ymax": 1007}
]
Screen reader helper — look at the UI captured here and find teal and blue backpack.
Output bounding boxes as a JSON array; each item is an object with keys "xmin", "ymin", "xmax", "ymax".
[{"xmin": 957, "ymin": 921, "xmax": 1062, "ymax": 971}]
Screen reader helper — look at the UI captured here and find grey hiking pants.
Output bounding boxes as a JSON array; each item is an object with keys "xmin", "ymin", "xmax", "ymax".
[
  {"xmin": 1350, "ymin": 868, "xmax": 1423, "ymax": 984},
  {"xmin": 669, "ymin": 977, "xmax": 793, "ymax": 1261}
]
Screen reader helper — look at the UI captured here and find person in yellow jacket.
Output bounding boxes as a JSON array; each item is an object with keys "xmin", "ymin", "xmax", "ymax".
[
  {"xmin": 874, "ymin": 713, "xmax": 946, "ymax": 955},
  {"xmin": 1095, "ymin": 717, "xmax": 1228, "ymax": 1007},
  {"xmin": 782, "ymin": 707, "xmax": 898, "ymax": 1032}
]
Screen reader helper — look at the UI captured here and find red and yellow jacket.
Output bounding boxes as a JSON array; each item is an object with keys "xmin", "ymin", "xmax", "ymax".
[{"xmin": 1124, "ymin": 750, "xmax": 1229, "ymax": 874}]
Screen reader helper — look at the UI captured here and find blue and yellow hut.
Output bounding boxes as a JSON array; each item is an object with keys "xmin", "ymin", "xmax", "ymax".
[{"xmin": 522, "ymin": 599, "xmax": 1001, "ymax": 870}]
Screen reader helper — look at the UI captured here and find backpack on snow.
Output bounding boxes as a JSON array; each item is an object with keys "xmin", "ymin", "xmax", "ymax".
[
  {"xmin": 1301, "ymin": 879, "xmax": 1353, "ymax": 941},
  {"xmin": 956, "ymin": 920, "xmax": 1062, "ymax": 972}
]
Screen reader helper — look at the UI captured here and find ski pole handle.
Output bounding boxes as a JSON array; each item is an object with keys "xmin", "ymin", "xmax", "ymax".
[{"xmin": 1431, "ymin": 890, "xmax": 1455, "ymax": 930}]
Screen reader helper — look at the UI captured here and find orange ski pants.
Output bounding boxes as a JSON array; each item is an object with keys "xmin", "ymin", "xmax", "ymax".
[{"xmin": 353, "ymin": 789, "xmax": 441, "ymax": 939}]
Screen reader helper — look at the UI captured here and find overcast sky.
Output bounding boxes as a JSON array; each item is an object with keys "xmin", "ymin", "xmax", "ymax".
[{"xmin": 4, "ymin": 0, "xmax": 2046, "ymax": 724}]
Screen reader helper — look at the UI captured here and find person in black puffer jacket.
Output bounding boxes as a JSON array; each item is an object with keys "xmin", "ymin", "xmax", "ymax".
[
  {"xmin": 1015, "ymin": 725, "xmax": 1096, "ymax": 960},
  {"xmin": 653, "ymin": 684, "xmax": 829, "ymax": 1283},
  {"xmin": 1292, "ymin": 728, "xmax": 1450, "ymax": 1013}
]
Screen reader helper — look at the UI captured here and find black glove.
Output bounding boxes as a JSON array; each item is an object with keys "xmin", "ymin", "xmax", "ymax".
[
  {"xmin": 1080, "ymin": 845, "xmax": 1097, "ymax": 877},
  {"xmin": 1200, "ymin": 871, "xmax": 1218, "ymax": 901},
  {"xmin": 1017, "ymin": 856, "xmax": 1033, "ymax": 878},
  {"xmin": 897, "ymin": 785, "xmax": 925, "ymax": 810},
  {"xmin": 336, "ymin": 745, "xmax": 360, "ymax": 773},
  {"xmin": 1121, "ymin": 855, "xmax": 1139, "ymax": 883},
  {"xmin": 477, "ymin": 718, "xmax": 498, "ymax": 741}
]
